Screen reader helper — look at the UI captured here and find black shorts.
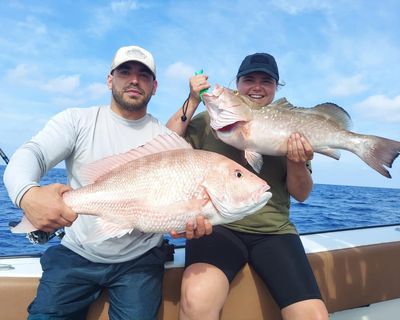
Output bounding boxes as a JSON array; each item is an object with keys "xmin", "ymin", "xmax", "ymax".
[{"xmin": 185, "ymin": 226, "xmax": 322, "ymax": 309}]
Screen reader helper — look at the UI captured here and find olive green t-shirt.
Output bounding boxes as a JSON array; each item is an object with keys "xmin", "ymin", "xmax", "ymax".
[{"xmin": 186, "ymin": 111, "xmax": 298, "ymax": 235}]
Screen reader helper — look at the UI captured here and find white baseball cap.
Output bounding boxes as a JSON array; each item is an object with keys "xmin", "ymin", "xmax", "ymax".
[{"xmin": 110, "ymin": 45, "xmax": 156, "ymax": 78}]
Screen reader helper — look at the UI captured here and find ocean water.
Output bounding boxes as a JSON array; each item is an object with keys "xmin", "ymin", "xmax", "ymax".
[{"xmin": 1, "ymin": 165, "xmax": 399, "ymax": 256}]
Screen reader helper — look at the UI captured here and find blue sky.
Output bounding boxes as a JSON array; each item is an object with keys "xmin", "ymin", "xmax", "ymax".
[{"xmin": 0, "ymin": 0, "xmax": 399, "ymax": 188}]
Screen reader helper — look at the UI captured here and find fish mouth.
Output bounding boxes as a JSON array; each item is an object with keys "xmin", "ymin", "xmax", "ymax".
[
  {"xmin": 215, "ymin": 184, "xmax": 272, "ymax": 221},
  {"xmin": 240, "ymin": 189, "xmax": 271, "ymax": 217},
  {"xmin": 202, "ymin": 84, "xmax": 224, "ymax": 100},
  {"xmin": 254, "ymin": 190, "xmax": 272, "ymax": 207},
  {"xmin": 217, "ymin": 121, "xmax": 246, "ymax": 133},
  {"xmin": 211, "ymin": 84, "xmax": 224, "ymax": 96},
  {"xmin": 251, "ymin": 184, "xmax": 271, "ymax": 207}
]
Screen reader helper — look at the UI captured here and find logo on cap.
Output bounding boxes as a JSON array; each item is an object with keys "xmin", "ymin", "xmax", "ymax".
[{"xmin": 126, "ymin": 48, "xmax": 147, "ymax": 60}]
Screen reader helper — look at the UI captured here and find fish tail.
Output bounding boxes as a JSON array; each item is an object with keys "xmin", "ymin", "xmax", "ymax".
[
  {"xmin": 354, "ymin": 135, "xmax": 400, "ymax": 178},
  {"xmin": 10, "ymin": 215, "xmax": 38, "ymax": 233}
]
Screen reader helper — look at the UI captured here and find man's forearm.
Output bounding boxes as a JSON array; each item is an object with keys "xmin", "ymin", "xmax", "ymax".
[{"xmin": 3, "ymin": 146, "xmax": 43, "ymax": 207}]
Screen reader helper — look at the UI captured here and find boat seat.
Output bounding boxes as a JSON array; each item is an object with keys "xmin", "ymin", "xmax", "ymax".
[{"xmin": 1, "ymin": 241, "xmax": 400, "ymax": 320}]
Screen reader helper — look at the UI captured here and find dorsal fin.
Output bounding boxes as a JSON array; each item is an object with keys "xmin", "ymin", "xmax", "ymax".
[
  {"xmin": 269, "ymin": 97, "xmax": 295, "ymax": 109},
  {"xmin": 80, "ymin": 132, "xmax": 192, "ymax": 184},
  {"xmin": 269, "ymin": 98, "xmax": 352, "ymax": 130},
  {"xmin": 311, "ymin": 103, "xmax": 353, "ymax": 130}
]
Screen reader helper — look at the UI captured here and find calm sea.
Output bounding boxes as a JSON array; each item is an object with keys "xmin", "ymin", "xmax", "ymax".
[{"xmin": 1, "ymin": 165, "xmax": 400, "ymax": 256}]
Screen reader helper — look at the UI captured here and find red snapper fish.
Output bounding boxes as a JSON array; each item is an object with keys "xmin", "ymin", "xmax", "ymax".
[
  {"xmin": 11, "ymin": 132, "xmax": 271, "ymax": 240},
  {"xmin": 203, "ymin": 85, "xmax": 400, "ymax": 178}
]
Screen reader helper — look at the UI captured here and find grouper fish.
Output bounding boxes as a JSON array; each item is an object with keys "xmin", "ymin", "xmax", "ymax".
[
  {"xmin": 203, "ymin": 85, "xmax": 400, "ymax": 178},
  {"xmin": 11, "ymin": 132, "xmax": 271, "ymax": 241}
]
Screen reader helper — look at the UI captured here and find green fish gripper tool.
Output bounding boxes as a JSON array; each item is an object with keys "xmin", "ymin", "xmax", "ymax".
[{"xmin": 194, "ymin": 69, "xmax": 208, "ymax": 103}]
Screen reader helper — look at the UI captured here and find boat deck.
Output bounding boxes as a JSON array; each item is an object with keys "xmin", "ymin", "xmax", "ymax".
[{"xmin": 1, "ymin": 225, "xmax": 400, "ymax": 319}]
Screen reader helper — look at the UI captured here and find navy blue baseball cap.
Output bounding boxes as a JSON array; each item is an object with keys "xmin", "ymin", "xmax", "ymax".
[{"xmin": 236, "ymin": 53, "xmax": 279, "ymax": 82}]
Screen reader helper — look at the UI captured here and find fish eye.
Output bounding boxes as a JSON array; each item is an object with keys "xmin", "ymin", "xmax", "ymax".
[{"xmin": 234, "ymin": 170, "xmax": 243, "ymax": 178}]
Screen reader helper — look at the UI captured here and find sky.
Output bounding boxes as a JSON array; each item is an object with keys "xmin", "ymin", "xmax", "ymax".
[{"xmin": 0, "ymin": 0, "xmax": 399, "ymax": 189}]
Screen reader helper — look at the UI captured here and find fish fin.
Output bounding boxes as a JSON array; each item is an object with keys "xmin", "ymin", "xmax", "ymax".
[
  {"xmin": 204, "ymin": 89, "xmax": 253, "ymax": 131},
  {"xmin": 149, "ymin": 199, "xmax": 211, "ymax": 233},
  {"xmin": 80, "ymin": 132, "xmax": 192, "ymax": 184},
  {"xmin": 86, "ymin": 198, "xmax": 210, "ymax": 238},
  {"xmin": 245, "ymin": 150, "xmax": 264, "ymax": 173},
  {"xmin": 269, "ymin": 97, "xmax": 295, "ymax": 109},
  {"xmin": 312, "ymin": 103, "xmax": 353, "ymax": 130},
  {"xmin": 271, "ymin": 98, "xmax": 353, "ymax": 131},
  {"xmin": 210, "ymin": 105, "xmax": 252, "ymax": 131},
  {"xmin": 84, "ymin": 217, "xmax": 134, "ymax": 244},
  {"xmin": 317, "ymin": 148, "xmax": 341, "ymax": 160},
  {"xmin": 10, "ymin": 215, "xmax": 38, "ymax": 234},
  {"xmin": 352, "ymin": 135, "xmax": 400, "ymax": 178}
]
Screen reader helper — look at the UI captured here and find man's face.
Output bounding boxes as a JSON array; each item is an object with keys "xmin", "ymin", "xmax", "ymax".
[
  {"xmin": 108, "ymin": 61, "xmax": 157, "ymax": 113},
  {"xmin": 237, "ymin": 71, "xmax": 277, "ymax": 106}
]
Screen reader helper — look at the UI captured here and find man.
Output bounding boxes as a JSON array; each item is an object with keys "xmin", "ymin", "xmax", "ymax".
[
  {"xmin": 4, "ymin": 45, "xmax": 210, "ymax": 320},
  {"xmin": 167, "ymin": 53, "xmax": 329, "ymax": 320}
]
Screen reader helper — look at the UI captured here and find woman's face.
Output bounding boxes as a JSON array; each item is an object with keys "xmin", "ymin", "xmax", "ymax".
[{"xmin": 237, "ymin": 71, "xmax": 277, "ymax": 106}]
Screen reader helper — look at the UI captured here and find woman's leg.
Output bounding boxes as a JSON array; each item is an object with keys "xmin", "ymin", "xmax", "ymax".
[
  {"xmin": 179, "ymin": 226, "xmax": 248, "ymax": 320},
  {"xmin": 180, "ymin": 263, "xmax": 229, "ymax": 320},
  {"xmin": 247, "ymin": 233, "xmax": 329, "ymax": 320}
]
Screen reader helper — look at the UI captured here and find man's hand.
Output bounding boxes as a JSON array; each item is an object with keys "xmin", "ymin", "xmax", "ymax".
[
  {"xmin": 169, "ymin": 216, "xmax": 213, "ymax": 240},
  {"xmin": 20, "ymin": 184, "xmax": 78, "ymax": 233}
]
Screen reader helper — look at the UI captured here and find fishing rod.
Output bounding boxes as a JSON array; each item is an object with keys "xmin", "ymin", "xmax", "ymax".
[
  {"xmin": 0, "ymin": 147, "xmax": 9, "ymax": 164},
  {"xmin": 1, "ymin": 147, "xmax": 65, "ymax": 244},
  {"xmin": 8, "ymin": 220, "xmax": 65, "ymax": 245}
]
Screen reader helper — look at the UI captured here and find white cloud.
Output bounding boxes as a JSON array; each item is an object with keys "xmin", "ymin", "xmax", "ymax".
[
  {"xmin": 8, "ymin": 2, "xmax": 54, "ymax": 15},
  {"xmin": 111, "ymin": 0, "xmax": 139, "ymax": 12},
  {"xmin": 5, "ymin": 64, "xmax": 38, "ymax": 82},
  {"xmin": 164, "ymin": 62, "xmax": 194, "ymax": 80},
  {"xmin": 85, "ymin": 82, "xmax": 109, "ymax": 99},
  {"xmin": 5, "ymin": 64, "xmax": 80, "ymax": 94},
  {"xmin": 40, "ymin": 75, "xmax": 80, "ymax": 93},
  {"xmin": 271, "ymin": 0, "xmax": 332, "ymax": 15},
  {"xmin": 329, "ymin": 74, "xmax": 368, "ymax": 97},
  {"xmin": 354, "ymin": 95, "xmax": 400, "ymax": 123},
  {"xmin": 16, "ymin": 16, "xmax": 47, "ymax": 35},
  {"xmin": 86, "ymin": 0, "xmax": 149, "ymax": 37}
]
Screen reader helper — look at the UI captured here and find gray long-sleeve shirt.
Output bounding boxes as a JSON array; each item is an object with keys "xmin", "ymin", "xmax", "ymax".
[{"xmin": 4, "ymin": 106, "xmax": 170, "ymax": 263}]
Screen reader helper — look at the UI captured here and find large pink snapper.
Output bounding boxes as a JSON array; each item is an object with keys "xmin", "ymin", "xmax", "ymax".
[
  {"xmin": 11, "ymin": 133, "xmax": 271, "ymax": 240},
  {"xmin": 203, "ymin": 85, "xmax": 400, "ymax": 178}
]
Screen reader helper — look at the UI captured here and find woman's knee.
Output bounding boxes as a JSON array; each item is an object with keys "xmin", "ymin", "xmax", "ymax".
[
  {"xmin": 180, "ymin": 263, "xmax": 229, "ymax": 317},
  {"xmin": 282, "ymin": 299, "xmax": 329, "ymax": 320}
]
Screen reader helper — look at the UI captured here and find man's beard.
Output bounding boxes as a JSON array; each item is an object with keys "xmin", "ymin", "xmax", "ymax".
[{"xmin": 111, "ymin": 85, "xmax": 152, "ymax": 112}]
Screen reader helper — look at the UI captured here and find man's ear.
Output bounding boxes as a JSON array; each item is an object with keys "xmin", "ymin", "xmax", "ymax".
[
  {"xmin": 152, "ymin": 79, "xmax": 158, "ymax": 95},
  {"xmin": 107, "ymin": 74, "xmax": 113, "ymax": 89}
]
